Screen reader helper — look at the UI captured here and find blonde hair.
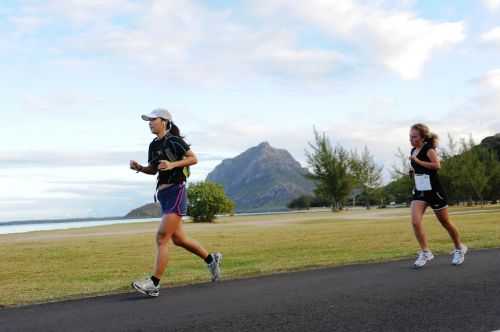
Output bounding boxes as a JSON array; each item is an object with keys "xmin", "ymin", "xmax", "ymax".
[{"xmin": 411, "ymin": 123, "xmax": 439, "ymax": 148}]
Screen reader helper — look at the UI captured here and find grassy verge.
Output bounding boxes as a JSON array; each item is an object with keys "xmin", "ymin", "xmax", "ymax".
[{"xmin": 1, "ymin": 206, "xmax": 499, "ymax": 307}]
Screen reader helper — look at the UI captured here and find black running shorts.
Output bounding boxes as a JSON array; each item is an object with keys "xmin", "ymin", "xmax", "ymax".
[{"xmin": 411, "ymin": 189, "xmax": 448, "ymax": 211}]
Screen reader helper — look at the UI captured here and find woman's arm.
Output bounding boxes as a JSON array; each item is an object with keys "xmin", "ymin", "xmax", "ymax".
[
  {"xmin": 130, "ymin": 160, "xmax": 158, "ymax": 175},
  {"xmin": 139, "ymin": 164, "xmax": 159, "ymax": 175},
  {"xmin": 411, "ymin": 148, "xmax": 441, "ymax": 170},
  {"xmin": 158, "ymin": 149, "xmax": 198, "ymax": 171}
]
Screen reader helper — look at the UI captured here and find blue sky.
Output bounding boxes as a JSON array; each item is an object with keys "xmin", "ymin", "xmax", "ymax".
[{"xmin": 1, "ymin": 0, "xmax": 500, "ymax": 221}]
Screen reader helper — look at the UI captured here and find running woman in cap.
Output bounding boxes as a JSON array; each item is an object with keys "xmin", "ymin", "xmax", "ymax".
[
  {"xmin": 129, "ymin": 108, "xmax": 222, "ymax": 297},
  {"xmin": 409, "ymin": 123, "xmax": 467, "ymax": 268}
]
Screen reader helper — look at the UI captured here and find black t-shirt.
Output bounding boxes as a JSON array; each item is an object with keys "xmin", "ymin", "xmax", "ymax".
[{"xmin": 148, "ymin": 134, "xmax": 191, "ymax": 186}]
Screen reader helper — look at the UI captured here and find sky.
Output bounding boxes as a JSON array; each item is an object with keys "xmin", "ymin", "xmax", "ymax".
[{"xmin": 1, "ymin": 0, "xmax": 500, "ymax": 221}]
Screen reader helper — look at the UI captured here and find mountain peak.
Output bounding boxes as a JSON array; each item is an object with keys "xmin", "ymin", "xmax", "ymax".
[
  {"xmin": 257, "ymin": 141, "xmax": 271, "ymax": 149},
  {"xmin": 480, "ymin": 133, "xmax": 500, "ymax": 158},
  {"xmin": 206, "ymin": 143, "xmax": 315, "ymax": 212}
]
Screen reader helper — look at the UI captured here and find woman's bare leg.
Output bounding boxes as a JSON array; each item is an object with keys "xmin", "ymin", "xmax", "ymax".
[
  {"xmin": 171, "ymin": 222, "xmax": 209, "ymax": 260},
  {"xmin": 153, "ymin": 213, "xmax": 182, "ymax": 279},
  {"xmin": 434, "ymin": 207, "xmax": 462, "ymax": 249},
  {"xmin": 411, "ymin": 200, "xmax": 429, "ymax": 251}
]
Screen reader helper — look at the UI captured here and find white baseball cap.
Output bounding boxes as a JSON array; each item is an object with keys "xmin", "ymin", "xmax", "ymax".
[{"xmin": 141, "ymin": 108, "xmax": 173, "ymax": 121}]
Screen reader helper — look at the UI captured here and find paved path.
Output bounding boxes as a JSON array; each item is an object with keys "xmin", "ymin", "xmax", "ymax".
[{"xmin": 1, "ymin": 249, "xmax": 500, "ymax": 332}]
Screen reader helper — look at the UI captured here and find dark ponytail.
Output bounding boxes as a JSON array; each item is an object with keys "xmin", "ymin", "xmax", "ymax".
[{"xmin": 166, "ymin": 120, "xmax": 181, "ymax": 137}]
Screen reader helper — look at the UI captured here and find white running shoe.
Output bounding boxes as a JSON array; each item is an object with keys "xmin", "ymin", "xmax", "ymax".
[
  {"xmin": 451, "ymin": 244, "xmax": 468, "ymax": 266},
  {"xmin": 414, "ymin": 250, "xmax": 434, "ymax": 268},
  {"xmin": 207, "ymin": 252, "xmax": 223, "ymax": 282},
  {"xmin": 132, "ymin": 277, "xmax": 160, "ymax": 297}
]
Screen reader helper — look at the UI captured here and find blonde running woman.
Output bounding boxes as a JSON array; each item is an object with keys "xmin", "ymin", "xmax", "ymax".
[{"xmin": 408, "ymin": 123, "xmax": 467, "ymax": 268}]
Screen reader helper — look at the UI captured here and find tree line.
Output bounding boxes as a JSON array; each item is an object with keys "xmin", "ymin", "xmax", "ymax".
[
  {"xmin": 289, "ymin": 130, "xmax": 383, "ymax": 211},
  {"xmin": 179, "ymin": 130, "xmax": 499, "ymax": 219},
  {"xmin": 289, "ymin": 130, "xmax": 500, "ymax": 211}
]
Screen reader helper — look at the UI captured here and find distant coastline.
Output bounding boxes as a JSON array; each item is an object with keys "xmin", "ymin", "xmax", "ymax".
[
  {"xmin": 0, "ymin": 216, "xmax": 127, "ymax": 227},
  {"xmin": 0, "ymin": 208, "xmax": 332, "ymax": 235}
]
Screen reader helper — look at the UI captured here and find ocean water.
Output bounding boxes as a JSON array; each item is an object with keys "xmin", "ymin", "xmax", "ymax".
[
  {"xmin": 0, "ymin": 217, "xmax": 159, "ymax": 235},
  {"xmin": 0, "ymin": 209, "xmax": 324, "ymax": 235}
]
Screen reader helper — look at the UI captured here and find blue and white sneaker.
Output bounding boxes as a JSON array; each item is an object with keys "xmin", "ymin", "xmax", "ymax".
[
  {"xmin": 451, "ymin": 244, "xmax": 468, "ymax": 266},
  {"xmin": 414, "ymin": 250, "xmax": 434, "ymax": 269},
  {"xmin": 132, "ymin": 277, "xmax": 160, "ymax": 297},
  {"xmin": 207, "ymin": 253, "xmax": 223, "ymax": 282}
]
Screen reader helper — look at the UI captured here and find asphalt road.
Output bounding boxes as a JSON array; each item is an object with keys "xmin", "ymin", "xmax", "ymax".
[{"xmin": 1, "ymin": 249, "xmax": 500, "ymax": 332}]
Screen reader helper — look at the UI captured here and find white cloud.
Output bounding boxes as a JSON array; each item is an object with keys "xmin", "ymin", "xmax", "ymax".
[
  {"xmin": 8, "ymin": 15, "xmax": 46, "ymax": 34},
  {"xmin": 442, "ymin": 69, "xmax": 500, "ymax": 138},
  {"xmin": 481, "ymin": 26, "xmax": 500, "ymax": 46},
  {"xmin": 10, "ymin": 0, "xmax": 345, "ymax": 85},
  {"xmin": 470, "ymin": 70, "xmax": 500, "ymax": 132},
  {"xmin": 476, "ymin": 69, "xmax": 500, "ymax": 90},
  {"xmin": 251, "ymin": 0, "xmax": 465, "ymax": 80},
  {"xmin": 0, "ymin": 150, "xmax": 144, "ymax": 168},
  {"xmin": 12, "ymin": 0, "xmax": 462, "ymax": 83},
  {"xmin": 21, "ymin": 92, "xmax": 105, "ymax": 113},
  {"xmin": 0, "ymin": 148, "xmax": 226, "ymax": 221},
  {"xmin": 255, "ymin": 47, "xmax": 346, "ymax": 79},
  {"xmin": 88, "ymin": 5, "xmax": 343, "ymax": 83},
  {"xmin": 483, "ymin": 0, "xmax": 500, "ymax": 11},
  {"xmin": 0, "ymin": 166, "xmax": 152, "ymax": 221},
  {"xmin": 21, "ymin": 0, "xmax": 143, "ymax": 25},
  {"xmin": 0, "ymin": 149, "xmax": 225, "ymax": 168}
]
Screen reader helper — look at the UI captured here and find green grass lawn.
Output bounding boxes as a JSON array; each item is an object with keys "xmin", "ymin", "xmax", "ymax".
[{"xmin": 1, "ymin": 206, "xmax": 499, "ymax": 307}]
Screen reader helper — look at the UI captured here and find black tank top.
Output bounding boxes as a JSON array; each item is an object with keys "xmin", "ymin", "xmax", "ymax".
[{"xmin": 410, "ymin": 142, "xmax": 443, "ymax": 192}]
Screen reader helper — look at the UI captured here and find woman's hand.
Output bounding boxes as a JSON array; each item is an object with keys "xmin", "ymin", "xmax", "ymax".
[
  {"xmin": 158, "ymin": 160, "xmax": 175, "ymax": 171},
  {"xmin": 130, "ymin": 160, "xmax": 143, "ymax": 172},
  {"xmin": 408, "ymin": 150, "xmax": 441, "ymax": 170},
  {"xmin": 409, "ymin": 155, "xmax": 419, "ymax": 163}
]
